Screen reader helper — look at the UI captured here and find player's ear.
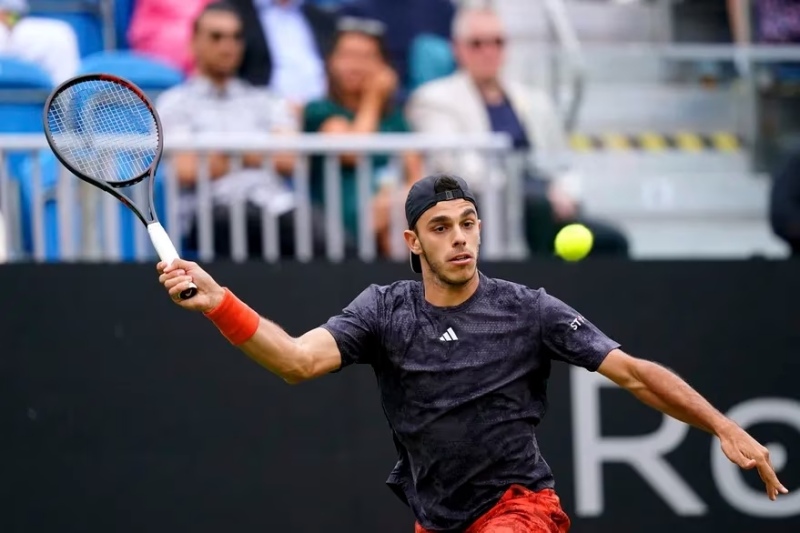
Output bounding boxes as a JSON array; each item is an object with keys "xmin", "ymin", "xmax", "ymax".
[{"xmin": 403, "ymin": 229, "xmax": 422, "ymax": 254}]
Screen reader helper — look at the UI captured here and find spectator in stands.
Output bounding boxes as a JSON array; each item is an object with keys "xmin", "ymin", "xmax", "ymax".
[
  {"xmin": 229, "ymin": 0, "xmax": 337, "ymax": 111},
  {"xmin": 303, "ymin": 16, "xmax": 423, "ymax": 256},
  {"xmin": 157, "ymin": 1, "xmax": 328, "ymax": 259},
  {"xmin": 770, "ymin": 149, "xmax": 800, "ymax": 257},
  {"xmin": 0, "ymin": 0, "xmax": 80, "ymax": 85},
  {"xmin": 406, "ymin": 6, "xmax": 629, "ymax": 258},
  {"xmin": 128, "ymin": 0, "xmax": 213, "ymax": 75}
]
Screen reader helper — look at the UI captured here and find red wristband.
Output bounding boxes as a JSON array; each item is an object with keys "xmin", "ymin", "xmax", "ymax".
[{"xmin": 203, "ymin": 288, "xmax": 260, "ymax": 346}]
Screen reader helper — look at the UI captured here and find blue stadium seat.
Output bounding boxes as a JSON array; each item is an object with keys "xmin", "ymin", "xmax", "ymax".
[
  {"xmin": 0, "ymin": 58, "xmax": 53, "ymax": 256},
  {"xmin": 79, "ymin": 51, "xmax": 185, "ymax": 90},
  {"xmin": 408, "ymin": 34, "xmax": 456, "ymax": 90},
  {"xmin": 0, "ymin": 57, "xmax": 52, "ymax": 132}
]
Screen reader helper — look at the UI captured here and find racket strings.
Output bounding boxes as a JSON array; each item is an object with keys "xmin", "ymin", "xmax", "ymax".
[{"xmin": 47, "ymin": 79, "xmax": 160, "ymax": 183}]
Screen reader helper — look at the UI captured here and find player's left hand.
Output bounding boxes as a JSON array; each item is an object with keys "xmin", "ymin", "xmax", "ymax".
[{"xmin": 718, "ymin": 424, "xmax": 789, "ymax": 500}]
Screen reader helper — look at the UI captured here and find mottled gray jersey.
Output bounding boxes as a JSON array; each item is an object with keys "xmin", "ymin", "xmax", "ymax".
[{"xmin": 321, "ymin": 272, "xmax": 620, "ymax": 531}]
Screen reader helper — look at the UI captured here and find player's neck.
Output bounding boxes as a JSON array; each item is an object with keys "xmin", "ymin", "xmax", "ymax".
[{"xmin": 422, "ymin": 272, "xmax": 480, "ymax": 308}]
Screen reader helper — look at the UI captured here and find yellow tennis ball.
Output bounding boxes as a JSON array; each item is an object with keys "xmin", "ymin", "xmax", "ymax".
[{"xmin": 554, "ymin": 224, "xmax": 593, "ymax": 261}]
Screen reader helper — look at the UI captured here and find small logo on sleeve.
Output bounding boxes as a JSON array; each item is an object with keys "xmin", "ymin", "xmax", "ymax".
[{"xmin": 569, "ymin": 316, "xmax": 586, "ymax": 331}]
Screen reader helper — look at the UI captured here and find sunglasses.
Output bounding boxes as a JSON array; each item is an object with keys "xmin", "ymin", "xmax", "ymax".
[
  {"xmin": 206, "ymin": 30, "xmax": 244, "ymax": 43},
  {"xmin": 466, "ymin": 37, "xmax": 506, "ymax": 50}
]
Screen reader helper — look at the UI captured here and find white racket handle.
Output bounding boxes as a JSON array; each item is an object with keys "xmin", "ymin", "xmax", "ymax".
[{"xmin": 148, "ymin": 222, "xmax": 197, "ymax": 300}]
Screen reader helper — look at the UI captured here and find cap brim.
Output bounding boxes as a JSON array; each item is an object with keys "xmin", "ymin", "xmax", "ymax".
[{"xmin": 410, "ymin": 253, "xmax": 422, "ymax": 273}]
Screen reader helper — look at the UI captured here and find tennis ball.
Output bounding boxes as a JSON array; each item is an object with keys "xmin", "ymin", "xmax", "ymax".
[{"xmin": 554, "ymin": 224, "xmax": 593, "ymax": 262}]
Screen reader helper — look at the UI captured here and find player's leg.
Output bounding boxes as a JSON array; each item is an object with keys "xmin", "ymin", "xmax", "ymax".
[{"xmin": 466, "ymin": 486, "xmax": 570, "ymax": 533}]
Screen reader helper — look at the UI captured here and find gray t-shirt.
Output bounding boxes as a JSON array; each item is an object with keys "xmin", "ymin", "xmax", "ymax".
[{"xmin": 321, "ymin": 271, "xmax": 620, "ymax": 532}]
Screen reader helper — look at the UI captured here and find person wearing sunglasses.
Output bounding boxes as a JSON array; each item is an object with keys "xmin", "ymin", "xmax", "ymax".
[
  {"xmin": 156, "ymin": 1, "xmax": 330, "ymax": 260},
  {"xmin": 407, "ymin": 5, "xmax": 629, "ymax": 259}
]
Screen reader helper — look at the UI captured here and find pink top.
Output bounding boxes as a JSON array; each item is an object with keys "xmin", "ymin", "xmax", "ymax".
[{"xmin": 127, "ymin": 0, "xmax": 214, "ymax": 74}]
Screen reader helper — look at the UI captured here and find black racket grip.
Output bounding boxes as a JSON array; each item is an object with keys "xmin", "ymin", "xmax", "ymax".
[{"xmin": 180, "ymin": 283, "xmax": 198, "ymax": 300}]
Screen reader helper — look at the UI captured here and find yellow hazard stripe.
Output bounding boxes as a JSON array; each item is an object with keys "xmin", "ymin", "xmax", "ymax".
[{"xmin": 569, "ymin": 132, "xmax": 742, "ymax": 152}]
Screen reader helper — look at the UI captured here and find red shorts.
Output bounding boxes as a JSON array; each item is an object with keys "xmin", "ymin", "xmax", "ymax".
[{"xmin": 415, "ymin": 485, "xmax": 571, "ymax": 533}]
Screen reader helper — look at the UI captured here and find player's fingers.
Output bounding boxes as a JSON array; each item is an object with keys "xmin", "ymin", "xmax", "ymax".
[
  {"xmin": 756, "ymin": 462, "xmax": 787, "ymax": 496},
  {"xmin": 729, "ymin": 448, "xmax": 757, "ymax": 469},
  {"xmin": 164, "ymin": 275, "xmax": 193, "ymax": 291},
  {"xmin": 158, "ymin": 269, "xmax": 186, "ymax": 285},
  {"xmin": 169, "ymin": 259, "xmax": 196, "ymax": 273}
]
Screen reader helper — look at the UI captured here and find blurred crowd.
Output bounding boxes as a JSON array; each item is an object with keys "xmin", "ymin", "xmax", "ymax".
[{"xmin": 0, "ymin": 0, "xmax": 798, "ymax": 261}]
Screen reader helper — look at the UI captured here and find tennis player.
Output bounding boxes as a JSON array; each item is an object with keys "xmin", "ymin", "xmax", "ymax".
[{"xmin": 158, "ymin": 174, "xmax": 787, "ymax": 532}]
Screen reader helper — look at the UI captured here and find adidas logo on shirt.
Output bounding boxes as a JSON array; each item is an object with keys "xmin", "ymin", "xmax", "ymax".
[{"xmin": 439, "ymin": 327, "xmax": 458, "ymax": 342}]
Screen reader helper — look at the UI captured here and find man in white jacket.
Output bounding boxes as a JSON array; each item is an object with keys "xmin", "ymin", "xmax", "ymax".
[{"xmin": 406, "ymin": 5, "xmax": 628, "ymax": 257}]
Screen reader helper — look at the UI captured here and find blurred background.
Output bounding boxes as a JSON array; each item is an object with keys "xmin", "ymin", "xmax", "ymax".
[
  {"xmin": 1, "ymin": 2, "xmax": 799, "ymax": 532},
  {"xmin": 0, "ymin": 0, "xmax": 799, "ymax": 264}
]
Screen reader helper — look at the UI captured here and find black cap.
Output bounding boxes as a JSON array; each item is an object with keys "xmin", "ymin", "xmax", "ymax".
[{"xmin": 405, "ymin": 174, "xmax": 478, "ymax": 273}]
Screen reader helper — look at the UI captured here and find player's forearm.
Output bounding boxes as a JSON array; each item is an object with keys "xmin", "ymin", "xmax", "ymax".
[
  {"xmin": 238, "ymin": 318, "xmax": 312, "ymax": 384},
  {"xmin": 203, "ymin": 288, "xmax": 311, "ymax": 384},
  {"xmin": 627, "ymin": 359, "xmax": 735, "ymax": 436}
]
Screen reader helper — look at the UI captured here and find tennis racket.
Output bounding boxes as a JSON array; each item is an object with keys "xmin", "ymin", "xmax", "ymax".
[{"xmin": 42, "ymin": 73, "xmax": 197, "ymax": 300}]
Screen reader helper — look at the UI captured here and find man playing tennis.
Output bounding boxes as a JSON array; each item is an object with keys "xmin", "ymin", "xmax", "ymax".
[{"xmin": 158, "ymin": 174, "xmax": 788, "ymax": 532}]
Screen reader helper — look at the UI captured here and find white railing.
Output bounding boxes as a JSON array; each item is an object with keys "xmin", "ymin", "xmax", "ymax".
[{"xmin": 0, "ymin": 133, "xmax": 526, "ymax": 264}]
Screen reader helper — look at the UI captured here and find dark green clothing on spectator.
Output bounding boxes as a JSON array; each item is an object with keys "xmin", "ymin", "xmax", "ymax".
[{"xmin": 303, "ymin": 98, "xmax": 409, "ymax": 238}]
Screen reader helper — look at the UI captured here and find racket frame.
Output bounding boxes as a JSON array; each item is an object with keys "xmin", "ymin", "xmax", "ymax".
[{"xmin": 42, "ymin": 73, "xmax": 163, "ymax": 227}]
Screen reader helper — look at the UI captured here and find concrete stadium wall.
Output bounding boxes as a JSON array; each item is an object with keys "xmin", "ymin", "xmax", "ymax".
[{"xmin": 1, "ymin": 260, "xmax": 798, "ymax": 532}]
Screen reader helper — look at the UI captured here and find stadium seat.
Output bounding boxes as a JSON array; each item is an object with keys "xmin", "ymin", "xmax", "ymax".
[
  {"xmin": 0, "ymin": 57, "xmax": 52, "ymax": 132},
  {"xmin": 408, "ymin": 34, "xmax": 456, "ymax": 90},
  {"xmin": 78, "ymin": 51, "xmax": 185, "ymax": 91}
]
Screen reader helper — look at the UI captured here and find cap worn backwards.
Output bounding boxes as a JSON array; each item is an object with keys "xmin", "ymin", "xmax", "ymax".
[{"xmin": 405, "ymin": 174, "xmax": 478, "ymax": 274}]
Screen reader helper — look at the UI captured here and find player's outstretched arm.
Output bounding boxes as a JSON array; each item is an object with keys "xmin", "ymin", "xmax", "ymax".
[
  {"xmin": 597, "ymin": 349, "xmax": 789, "ymax": 501},
  {"xmin": 157, "ymin": 259, "xmax": 342, "ymax": 383}
]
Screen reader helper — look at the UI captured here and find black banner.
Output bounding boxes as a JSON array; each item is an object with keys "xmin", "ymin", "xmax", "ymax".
[{"xmin": 1, "ymin": 260, "xmax": 798, "ymax": 532}]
